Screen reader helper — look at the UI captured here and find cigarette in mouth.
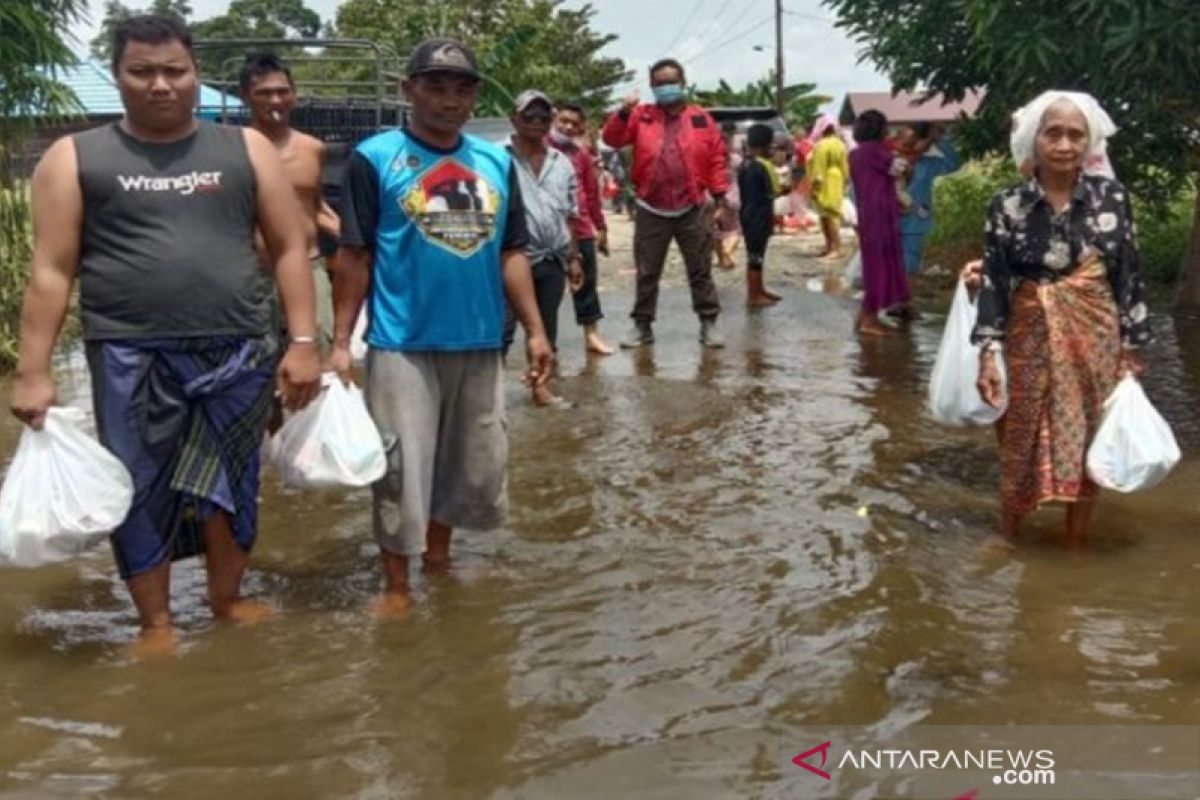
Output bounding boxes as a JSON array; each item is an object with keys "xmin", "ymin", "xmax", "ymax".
[{"xmin": 270, "ymin": 110, "xmax": 282, "ymax": 122}]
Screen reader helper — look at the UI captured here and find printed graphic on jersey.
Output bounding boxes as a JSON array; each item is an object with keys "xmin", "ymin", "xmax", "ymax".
[{"xmin": 401, "ymin": 158, "xmax": 502, "ymax": 257}]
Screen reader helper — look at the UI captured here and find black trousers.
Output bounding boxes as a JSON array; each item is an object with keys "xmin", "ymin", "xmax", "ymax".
[
  {"xmin": 743, "ymin": 224, "xmax": 771, "ymax": 272},
  {"xmin": 504, "ymin": 258, "xmax": 566, "ymax": 354},
  {"xmin": 632, "ymin": 205, "xmax": 720, "ymax": 322},
  {"xmin": 572, "ymin": 238, "xmax": 603, "ymax": 326}
]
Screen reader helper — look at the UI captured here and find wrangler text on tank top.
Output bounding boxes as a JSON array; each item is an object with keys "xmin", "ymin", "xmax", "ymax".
[{"xmin": 74, "ymin": 121, "xmax": 269, "ymax": 340}]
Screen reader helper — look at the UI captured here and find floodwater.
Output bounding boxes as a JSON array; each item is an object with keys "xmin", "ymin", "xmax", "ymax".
[{"xmin": 1, "ymin": 229, "xmax": 1198, "ymax": 798}]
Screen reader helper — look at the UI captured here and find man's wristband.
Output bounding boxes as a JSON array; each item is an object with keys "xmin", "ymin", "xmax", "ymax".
[{"xmin": 290, "ymin": 335, "xmax": 318, "ymax": 345}]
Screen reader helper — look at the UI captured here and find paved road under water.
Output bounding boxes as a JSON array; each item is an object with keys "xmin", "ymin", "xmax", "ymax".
[{"xmin": 0, "ymin": 234, "xmax": 1198, "ymax": 798}]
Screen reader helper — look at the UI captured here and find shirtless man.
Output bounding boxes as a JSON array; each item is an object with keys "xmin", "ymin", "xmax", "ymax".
[{"xmin": 240, "ymin": 54, "xmax": 339, "ymax": 344}]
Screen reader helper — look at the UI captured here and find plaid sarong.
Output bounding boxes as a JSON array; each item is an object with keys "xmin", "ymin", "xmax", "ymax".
[{"xmin": 86, "ymin": 336, "xmax": 278, "ymax": 579}]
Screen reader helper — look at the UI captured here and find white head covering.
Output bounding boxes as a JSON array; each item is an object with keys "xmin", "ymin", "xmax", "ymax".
[{"xmin": 1009, "ymin": 90, "xmax": 1117, "ymax": 177}]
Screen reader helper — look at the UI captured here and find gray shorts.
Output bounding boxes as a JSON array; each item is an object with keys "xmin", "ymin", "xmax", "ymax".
[{"xmin": 365, "ymin": 349, "xmax": 508, "ymax": 556}]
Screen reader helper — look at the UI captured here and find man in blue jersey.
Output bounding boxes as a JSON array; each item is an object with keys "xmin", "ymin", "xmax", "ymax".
[{"xmin": 330, "ymin": 38, "xmax": 552, "ymax": 615}]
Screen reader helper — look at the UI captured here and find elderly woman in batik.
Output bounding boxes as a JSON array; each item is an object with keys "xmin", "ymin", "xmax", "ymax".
[{"xmin": 971, "ymin": 91, "xmax": 1151, "ymax": 546}]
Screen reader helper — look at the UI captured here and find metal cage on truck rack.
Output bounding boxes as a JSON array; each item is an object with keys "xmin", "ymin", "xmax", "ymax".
[{"xmin": 193, "ymin": 37, "xmax": 409, "ymax": 243}]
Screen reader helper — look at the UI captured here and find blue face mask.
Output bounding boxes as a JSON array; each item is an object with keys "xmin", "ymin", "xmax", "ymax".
[{"xmin": 652, "ymin": 84, "xmax": 685, "ymax": 105}]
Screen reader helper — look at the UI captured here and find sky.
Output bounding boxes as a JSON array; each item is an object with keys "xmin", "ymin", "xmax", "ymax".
[{"xmin": 68, "ymin": 0, "xmax": 888, "ymax": 113}]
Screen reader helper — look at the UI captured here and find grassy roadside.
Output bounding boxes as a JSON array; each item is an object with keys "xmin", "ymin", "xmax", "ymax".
[{"xmin": 0, "ymin": 184, "xmax": 80, "ymax": 373}]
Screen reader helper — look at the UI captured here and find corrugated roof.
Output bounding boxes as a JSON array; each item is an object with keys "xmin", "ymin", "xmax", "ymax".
[
  {"xmin": 840, "ymin": 89, "xmax": 985, "ymax": 124},
  {"xmin": 19, "ymin": 58, "xmax": 243, "ymax": 118}
]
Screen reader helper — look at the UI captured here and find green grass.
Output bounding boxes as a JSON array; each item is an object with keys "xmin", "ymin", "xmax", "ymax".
[
  {"xmin": 923, "ymin": 157, "xmax": 1018, "ymax": 273},
  {"xmin": 0, "ymin": 183, "xmax": 81, "ymax": 373},
  {"xmin": 1134, "ymin": 188, "xmax": 1195, "ymax": 290},
  {"xmin": 0, "ymin": 185, "xmax": 32, "ymax": 371}
]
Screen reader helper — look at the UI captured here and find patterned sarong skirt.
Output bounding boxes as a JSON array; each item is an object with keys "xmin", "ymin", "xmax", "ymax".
[{"xmin": 998, "ymin": 259, "xmax": 1122, "ymax": 514}]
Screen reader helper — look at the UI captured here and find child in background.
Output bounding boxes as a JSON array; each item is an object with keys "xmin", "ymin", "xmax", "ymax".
[
  {"xmin": 890, "ymin": 123, "xmax": 934, "ymax": 213},
  {"xmin": 739, "ymin": 124, "xmax": 783, "ymax": 307}
]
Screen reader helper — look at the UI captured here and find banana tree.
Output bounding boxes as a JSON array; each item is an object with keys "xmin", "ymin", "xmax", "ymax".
[{"xmin": 695, "ymin": 70, "xmax": 832, "ymax": 132}]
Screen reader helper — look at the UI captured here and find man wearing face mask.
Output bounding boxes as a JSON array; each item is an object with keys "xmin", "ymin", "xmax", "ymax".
[
  {"xmin": 504, "ymin": 90, "xmax": 584, "ymax": 407},
  {"xmin": 602, "ymin": 58, "xmax": 730, "ymax": 349}
]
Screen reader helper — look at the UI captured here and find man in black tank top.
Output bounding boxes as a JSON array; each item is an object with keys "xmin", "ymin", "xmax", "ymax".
[{"xmin": 9, "ymin": 14, "xmax": 321, "ymax": 656}]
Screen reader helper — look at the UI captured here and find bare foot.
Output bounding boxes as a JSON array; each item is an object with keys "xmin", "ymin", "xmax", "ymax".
[
  {"xmin": 585, "ymin": 335, "xmax": 616, "ymax": 356},
  {"xmin": 763, "ymin": 288, "xmax": 782, "ymax": 301},
  {"xmin": 422, "ymin": 552, "xmax": 451, "ymax": 573},
  {"xmin": 717, "ymin": 257, "xmax": 736, "ymax": 270},
  {"xmin": 369, "ymin": 591, "xmax": 413, "ymax": 619},
  {"xmin": 857, "ymin": 316, "xmax": 893, "ymax": 337},
  {"xmin": 981, "ymin": 533, "xmax": 1018, "ymax": 556},
  {"xmin": 747, "ymin": 293, "xmax": 779, "ymax": 308},
  {"xmin": 532, "ymin": 386, "xmax": 573, "ymax": 408},
  {"xmin": 128, "ymin": 626, "xmax": 177, "ymax": 660},
  {"xmin": 213, "ymin": 599, "xmax": 276, "ymax": 625},
  {"xmin": 886, "ymin": 305, "xmax": 921, "ymax": 322},
  {"xmin": 819, "ymin": 250, "xmax": 844, "ymax": 261}
]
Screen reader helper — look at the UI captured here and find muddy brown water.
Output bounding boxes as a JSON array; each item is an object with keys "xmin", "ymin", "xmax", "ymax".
[{"xmin": 0, "ymin": 262, "xmax": 1198, "ymax": 798}]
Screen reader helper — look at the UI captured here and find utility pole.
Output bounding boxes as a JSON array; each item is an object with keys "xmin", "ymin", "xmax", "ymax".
[{"xmin": 775, "ymin": 0, "xmax": 785, "ymax": 114}]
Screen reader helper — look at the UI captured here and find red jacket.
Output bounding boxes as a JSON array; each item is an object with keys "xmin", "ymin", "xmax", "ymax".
[
  {"xmin": 549, "ymin": 138, "xmax": 606, "ymax": 241},
  {"xmin": 601, "ymin": 103, "xmax": 729, "ymax": 205}
]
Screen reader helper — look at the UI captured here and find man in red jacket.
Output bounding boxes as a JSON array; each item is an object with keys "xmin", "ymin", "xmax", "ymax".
[{"xmin": 602, "ymin": 58, "xmax": 730, "ymax": 348}]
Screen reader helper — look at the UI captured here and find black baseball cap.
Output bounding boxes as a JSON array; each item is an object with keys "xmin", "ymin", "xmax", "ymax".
[{"xmin": 406, "ymin": 38, "xmax": 481, "ymax": 81}]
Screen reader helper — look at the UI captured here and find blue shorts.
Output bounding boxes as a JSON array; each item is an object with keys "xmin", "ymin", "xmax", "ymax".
[
  {"xmin": 902, "ymin": 233, "xmax": 926, "ymax": 275},
  {"xmin": 86, "ymin": 337, "xmax": 277, "ymax": 579}
]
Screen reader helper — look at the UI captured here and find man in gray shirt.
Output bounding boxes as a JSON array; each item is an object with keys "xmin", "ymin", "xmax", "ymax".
[{"xmin": 503, "ymin": 90, "xmax": 583, "ymax": 406}]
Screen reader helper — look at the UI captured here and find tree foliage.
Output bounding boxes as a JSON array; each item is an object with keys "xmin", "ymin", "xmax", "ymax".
[
  {"xmin": 0, "ymin": 0, "xmax": 85, "ymax": 367},
  {"xmin": 90, "ymin": 0, "xmax": 193, "ymax": 59},
  {"xmin": 1, "ymin": 0, "xmax": 85, "ymax": 183},
  {"xmin": 823, "ymin": 0, "xmax": 1200, "ymax": 298},
  {"xmin": 90, "ymin": 0, "xmax": 324, "ymax": 95},
  {"xmin": 189, "ymin": 0, "xmax": 320, "ymax": 42},
  {"xmin": 333, "ymin": 0, "xmax": 630, "ymax": 117},
  {"xmin": 695, "ymin": 72, "xmax": 832, "ymax": 132}
]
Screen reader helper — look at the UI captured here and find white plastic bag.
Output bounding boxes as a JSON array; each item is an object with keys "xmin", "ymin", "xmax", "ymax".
[
  {"xmin": 0, "ymin": 407, "xmax": 133, "ymax": 567},
  {"xmin": 841, "ymin": 196, "xmax": 859, "ymax": 228},
  {"xmin": 843, "ymin": 250, "xmax": 863, "ymax": 289},
  {"xmin": 928, "ymin": 278, "xmax": 1007, "ymax": 426},
  {"xmin": 1086, "ymin": 373, "xmax": 1180, "ymax": 492},
  {"xmin": 350, "ymin": 307, "xmax": 368, "ymax": 362},
  {"xmin": 267, "ymin": 373, "xmax": 386, "ymax": 489}
]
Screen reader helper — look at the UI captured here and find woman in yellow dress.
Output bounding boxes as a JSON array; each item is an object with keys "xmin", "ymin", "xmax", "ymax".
[{"xmin": 807, "ymin": 114, "xmax": 849, "ymax": 259}]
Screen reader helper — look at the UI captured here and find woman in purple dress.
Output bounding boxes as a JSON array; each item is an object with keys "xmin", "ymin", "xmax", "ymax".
[{"xmin": 849, "ymin": 110, "xmax": 910, "ymax": 336}]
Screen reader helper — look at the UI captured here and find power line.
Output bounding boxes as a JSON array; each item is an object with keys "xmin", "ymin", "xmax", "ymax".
[
  {"xmin": 663, "ymin": 0, "xmax": 716, "ymax": 56},
  {"xmin": 782, "ymin": 8, "xmax": 835, "ymax": 24},
  {"xmin": 688, "ymin": 11, "xmax": 776, "ymax": 62},
  {"xmin": 675, "ymin": 0, "xmax": 747, "ymax": 63}
]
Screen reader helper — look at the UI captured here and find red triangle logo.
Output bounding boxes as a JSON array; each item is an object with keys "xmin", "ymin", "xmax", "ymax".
[{"xmin": 792, "ymin": 740, "xmax": 833, "ymax": 780}]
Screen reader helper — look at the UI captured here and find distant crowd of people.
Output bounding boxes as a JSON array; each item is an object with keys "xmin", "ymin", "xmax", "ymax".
[{"xmin": 8, "ymin": 15, "xmax": 1150, "ymax": 651}]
